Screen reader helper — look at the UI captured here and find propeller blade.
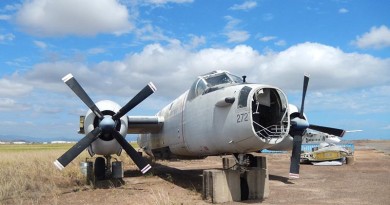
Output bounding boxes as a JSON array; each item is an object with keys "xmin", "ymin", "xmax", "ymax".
[
  {"xmin": 112, "ymin": 131, "xmax": 151, "ymax": 174},
  {"xmin": 54, "ymin": 127, "xmax": 102, "ymax": 170},
  {"xmin": 309, "ymin": 124, "xmax": 346, "ymax": 137},
  {"xmin": 62, "ymin": 73, "xmax": 104, "ymax": 119},
  {"xmin": 112, "ymin": 82, "xmax": 156, "ymax": 121},
  {"xmin": 299, "ymin": 74, "xmax": 310, "ymax": 118},
  {"xmin": 288, "ymin": 74, "xmax": 310, "ymax": 179},
  {"xmin": 289, "ymin": 134, "xmax": 302, "ymax": 179}
]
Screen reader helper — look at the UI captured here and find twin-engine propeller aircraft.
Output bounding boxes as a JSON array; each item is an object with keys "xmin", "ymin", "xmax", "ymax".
[{"xmin": 54, "ymin": 70, "xmax": 345, "ymax": 179}]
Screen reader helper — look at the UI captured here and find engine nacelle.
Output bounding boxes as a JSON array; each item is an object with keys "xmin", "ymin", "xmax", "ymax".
[{"xmin": 84, "ymin": 100, "xmax": 128, "ymax": 156}]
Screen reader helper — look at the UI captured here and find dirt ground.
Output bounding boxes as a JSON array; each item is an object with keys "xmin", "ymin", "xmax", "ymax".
[{"xmin": 47, "ymin": 140, "xmax": 390, "ymax": 204}]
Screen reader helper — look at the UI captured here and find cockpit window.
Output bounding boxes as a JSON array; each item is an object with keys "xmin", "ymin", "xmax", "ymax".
[
  {"xmin": 187, "ymin": 77, "xmax": 207, "ymax": 101},
  {"xmin": 228, "ymin": 73, "xmax": 244, "ymax": 84},
  {"xmin": 187, "ymin": 71, "xmax": 244, "ymax": 101},
  {"xmin": 196, "ymin": 78, "xmax": 207, "ymax": 96},
  {"xmin": 204, "ymin": 73, "xmax": 232, "ymax": 86},
  {"xmin": 204, "ymin": 72, "xmax": 243, "ymax": 86}
]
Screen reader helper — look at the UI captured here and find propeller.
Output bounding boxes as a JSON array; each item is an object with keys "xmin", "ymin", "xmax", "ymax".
[
  {"xmin": 54, "ymin": 73, "xmax": 155, "ymax": 175},
  {"xmin": 62, "ymin": 74, "xmax": 104, "ymax": 120},
  {"xmin": 309, "ymin": 124, "xmax": 345, "ymax": 137},
  {"xmin": 289, "ymin": 74, "xmax": 345, "ymax": 179},
  {"xmin": 289, "ymin": 74, "xmax": 310, "ymax": 179}
]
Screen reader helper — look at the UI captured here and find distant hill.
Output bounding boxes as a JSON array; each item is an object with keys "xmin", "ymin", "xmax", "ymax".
[
  {"xmin": 0, "ymin": 134, "xmax": 138, "ymax": 143},
  {"xmin": 0, "ymin": 135, "xmax": 78, "ymax": 143}
]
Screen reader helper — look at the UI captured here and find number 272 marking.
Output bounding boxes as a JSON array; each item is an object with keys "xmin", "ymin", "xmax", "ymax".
[{"xmin": 237, "ymin": 113, "xmax": 248, "ymax": 123}]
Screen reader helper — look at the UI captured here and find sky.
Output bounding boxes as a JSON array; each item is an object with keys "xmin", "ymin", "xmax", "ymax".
[{"xmin": 0, "ymin": 0, "xmax": 389, "ymax": 141}]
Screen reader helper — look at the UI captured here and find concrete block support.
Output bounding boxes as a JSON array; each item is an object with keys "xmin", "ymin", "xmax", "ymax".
[
  {"xmin": 254, "ymin": 155, "xmax": 268, "ymax": 169},
  {"xmin": 222, "ymin": 156, "xmax": 237, "ymax": 170},
  {"xmin": 203, "ymin": 169, "xmax": 240, "ymax": 203},
  {"xmin": 203, "ymin": 155, "xmax": 269, "ymax": 203},
  {"xmin": 245, "ymin": 168, "xmax": 269, "ymax": 199}
]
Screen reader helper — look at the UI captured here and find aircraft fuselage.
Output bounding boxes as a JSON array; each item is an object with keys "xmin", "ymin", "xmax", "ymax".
[{"xmin": 138, "ymin": 71, "xmax": 291, "ymax": 159}]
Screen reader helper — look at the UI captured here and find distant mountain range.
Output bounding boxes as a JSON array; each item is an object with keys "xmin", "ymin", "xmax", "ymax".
[
  {"xmin": 0, "ymin": 134, "xmax": 138, "ymax": 143},
  {"xmin": 0, "ymin": 135, "xmax": 78, "ymax": 143}
]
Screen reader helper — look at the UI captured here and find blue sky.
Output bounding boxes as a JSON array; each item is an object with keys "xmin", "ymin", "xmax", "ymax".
[{"xmin": 0, "ymin": 0, "xmax": 389, "ymax": 141}]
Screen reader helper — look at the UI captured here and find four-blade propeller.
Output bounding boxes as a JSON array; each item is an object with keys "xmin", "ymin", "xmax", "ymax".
[
  {"xmin": 289, "ymin": 74, "xmax": 345, "ymax": 179},
  {"xmin": 54, "ymin": 74, "xmax": 155, "ymax": 174}
]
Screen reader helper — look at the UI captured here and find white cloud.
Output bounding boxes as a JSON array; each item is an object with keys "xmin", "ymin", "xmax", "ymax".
[
  {"xmin": 260, "ymin": 36, "xmax": 277, "ymax": 42},
  {"xmin": 352, "ymin": 25, "xmax": 390, "ymax": 49},
  {"xmin": 258, "ymin": 36, "xmax": 286, "ymax": 47},
  {"xmin": 143, "ymin": 0, "xmax": 193, "ymax": 5},
  {"xmin": 135, "ymin": 23, "xmax": 175, "ymax": 43},
  {"xmin": 88, "ymin": 48, "xmax": 106, "ymax": 55},
  {"xmin": 0, "ymin": 78, "xmax": 33, "ymax": 97},
  {"xmin": 0, "ymin": 14, "xmax": 11, "ymax": 20},
  {"xmin": 226, "ymin": 30, "xmax": 250, "ymax": 43},
  {"xmin": 383, "ymin": 125, "xmax": 390, "ymax": 130},
  {"xmin": 307, "ymin": 86, "xmax": 390, "ymax": 115},
  {"xmin": 16, "ymin": 42, "xmax": 389, "ymax": 98},
  {"xmin": 224, "ymin": 16, "xmax": 241, "ymax": 30},
  {"xmin": 224, "ymin": 16, "xmax": 250, "ymax": 43},
  {"xmin": 2, "ymin": 41, "xmax": 389, "ymax": 122},
  {"xmin": 3, "ymin": 3, "xmax": 21, "ymax": 11},
  {"xmin": 15, "ymin": 0, "xmax": 133, "ymax": 36},
  {"xmin": 275, "ymin": 40, "xmax": 286, "ymax": 46},
  {"xmin": 33, "ymin": 40, "xmax": 47, "ymax": 49},
  {"xmin": 262, "ymin": 13, "xmax": 274, "ymax": 21},
  {"xmin": 187, "ymin": 35, "xmax": 206, "ymax": 49},
  {"xmin": 230, "ymin": 1, "xmax": 257, "ymax": 11},
  {"xmin": 338, "ymin": 8, "xmax": 349, "ymax": 14},
  {"xmin": 0, "ymin": 33, "xmax": 15, "ymax": 42},
  {"xmin": 0, "ymin": 98, "xmax": 29, "ymax": 112},
  {"xmin": 256, "ymin": 42, "xmax": 390, "ymax": 91}
]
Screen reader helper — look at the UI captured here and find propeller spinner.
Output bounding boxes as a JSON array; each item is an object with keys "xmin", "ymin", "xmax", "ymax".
[
  {"xmin": 54, "ymin": 73, "xmax": 155, "ymax": 174},
  {"xmin": 289, "ymin": 74, "xmax": 345, "ymax": 179}
]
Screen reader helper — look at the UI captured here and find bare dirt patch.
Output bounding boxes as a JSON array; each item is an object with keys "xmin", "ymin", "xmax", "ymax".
[
  {"xmin": 38, "ymin": 140, "xmax": 390, "ymax": 205},
  {"xmin": 3, "ymin": 141, "xmax": 390, "ymax": 204}
]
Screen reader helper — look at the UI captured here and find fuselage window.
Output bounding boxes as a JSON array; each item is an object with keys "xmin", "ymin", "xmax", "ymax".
[{"xmin": 238, "ymin": 86, "xmax": 252, "ymax": 108}]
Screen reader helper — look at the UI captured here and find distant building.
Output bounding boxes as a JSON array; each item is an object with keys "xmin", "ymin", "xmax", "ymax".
[
  {"xmin": 12, "ymin": 141, "xmax": 27, "ymax": 144},
  {"xmin": 50, "ymin": 141, "xmax": 75, "ymax": 144}
]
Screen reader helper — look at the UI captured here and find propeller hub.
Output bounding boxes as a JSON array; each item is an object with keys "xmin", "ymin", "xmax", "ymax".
[
  {"xmin": 290, "ymin": 117, "xmax": 309, "ymax": 136},
  {"xmin": 99, "ymin": 116, "xmax": 116, "ymax": 133}
]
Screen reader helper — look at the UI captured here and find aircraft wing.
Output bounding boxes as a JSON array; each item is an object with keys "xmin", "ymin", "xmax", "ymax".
[{"xmin": 127, "ymin": 116, "xmax": 164, "ymax": 134}]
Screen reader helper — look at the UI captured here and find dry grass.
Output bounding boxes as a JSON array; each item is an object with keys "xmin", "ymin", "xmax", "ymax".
[{"xmin": 0, "ymin": 144, "xmax": 94, "ymax": 204}]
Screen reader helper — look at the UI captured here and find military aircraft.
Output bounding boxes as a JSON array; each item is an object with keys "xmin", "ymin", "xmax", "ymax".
[
  {"xmin": 54, "ymin": 70, "xmax": 345, "ymax": 179},
  {"xmin": 302, "ymin": 130, "xmax": 362, "ymax": 144}
]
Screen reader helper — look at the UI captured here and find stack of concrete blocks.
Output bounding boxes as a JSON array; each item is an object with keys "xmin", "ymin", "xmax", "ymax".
[{"xmin": 202, "ymin": 155, "xmax": 269, "ymax": 203}]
